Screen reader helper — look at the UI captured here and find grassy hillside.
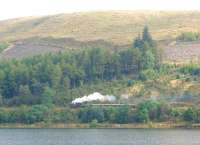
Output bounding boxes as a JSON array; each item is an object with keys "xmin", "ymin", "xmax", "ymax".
[
  {"xmin": 1, "ymin": 11, "xmax": 200, "ymax": 60},
  {"xmin": 1, "ymin": 11, "xmax": 200, "ymax": 45}
]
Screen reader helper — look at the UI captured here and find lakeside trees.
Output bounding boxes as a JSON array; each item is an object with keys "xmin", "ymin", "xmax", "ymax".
[{"xmin": 0, "ymin": 100, "xmax": 197, "ymax": 124}]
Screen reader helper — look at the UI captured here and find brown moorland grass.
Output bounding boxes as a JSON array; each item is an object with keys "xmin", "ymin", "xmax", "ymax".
[
  {"xmin": 1, "ymin": 11, "xmax": 200, "ymax": 61},
  {"xmin": 1, "ymin": 11, "xmax": 200, "ymax": 45}
]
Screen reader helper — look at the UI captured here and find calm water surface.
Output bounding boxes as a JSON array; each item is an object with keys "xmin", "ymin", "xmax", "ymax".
[{"xmin": 0, "ymin": 128, "xmax": 199, "ymax": 145}]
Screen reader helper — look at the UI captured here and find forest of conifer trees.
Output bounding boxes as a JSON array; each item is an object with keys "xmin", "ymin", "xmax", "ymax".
[{"xmin": 0, "ymin": 27, "xmax": 160, "ymax": 106}]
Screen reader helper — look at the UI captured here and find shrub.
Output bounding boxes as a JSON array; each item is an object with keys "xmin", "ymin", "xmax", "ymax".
[
  {"xmin": 23, "ymin": 105, "xmax": 49, "ymax": 124},
  {"xmin": 90, "ymin": 119, "xmax": 98, "ymax": 128},
  {"xmin": 183, "ymin": 108, "xmax": 194, "ymax": 122},
  {"xmin": 134, "ymin": 100, "xmax": 169, "ymax": 122},
  {"xmin": 127, "ymin": 80, "xmax": 134, "ymax": 87},
  {"xmin": 115, "ymin": 105, "xmax": 130, "ymax": 123},
  {"xmin": 0, "ymin": 42, "xmax": 9, "ymax": 53},
  {"xmin": 177, "ymin": 32, "xmax": 200, "ymax": 41},
  {"xmin": 134, "ymin": 108, "xmax": 149, "ymax": 123},
  {"xmin": 139, "ymin": 69, "xmax": 158, "ymax": 81},
  {"xmin": 179, "ymin": 63, "xmax": 200, "ymax": 76},
  {"xmin": 79, "ymin": 106, "xmax": 105, "ymax": 123}
]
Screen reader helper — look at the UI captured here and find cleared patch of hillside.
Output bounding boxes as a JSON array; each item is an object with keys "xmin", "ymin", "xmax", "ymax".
[
  {"xmin": 164, "ymin": 41, "xmax": 200, "ymax": 62},
  {"xmin": 1, "ymin": 11, "xmax": 200, "ymax": 45},
  {"xmin": 2, "ymin": 37, "xmax": 200, "ymax": 61},
  {"xmin": 0, "ymin": 37, "xmax": 128, "ymax": 59}
]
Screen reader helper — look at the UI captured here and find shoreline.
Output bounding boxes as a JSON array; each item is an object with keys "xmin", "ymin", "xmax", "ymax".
[{"xmin": 0, "ymin": 122, "xmax": 199, "ymax": 129}]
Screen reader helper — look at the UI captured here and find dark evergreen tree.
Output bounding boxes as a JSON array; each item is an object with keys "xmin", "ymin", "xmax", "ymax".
[{"xmin": 142, "ymin": 26, "xmax": 154, "ymax": 47}]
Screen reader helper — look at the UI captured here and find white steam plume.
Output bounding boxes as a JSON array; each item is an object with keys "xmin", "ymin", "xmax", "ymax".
[{"xmin": 72, "ymin": 92, "xmax": 116, "ymax": 104}]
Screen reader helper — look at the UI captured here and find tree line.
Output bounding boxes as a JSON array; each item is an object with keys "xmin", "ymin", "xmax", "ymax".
[{"xmin": 0, "ymin": 100, "xmax": 198, "ymax": 125}]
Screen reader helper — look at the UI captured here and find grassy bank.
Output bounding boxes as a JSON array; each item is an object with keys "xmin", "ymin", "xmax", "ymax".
[{"xmin": 0, "ymin": 122, "xmax": 199, "ymax": 129}]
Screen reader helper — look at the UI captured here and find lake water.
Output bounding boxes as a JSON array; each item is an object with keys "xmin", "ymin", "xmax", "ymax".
[{"xmin": 0, "ymin": 128, "xmax": 200, "ymax": 145}]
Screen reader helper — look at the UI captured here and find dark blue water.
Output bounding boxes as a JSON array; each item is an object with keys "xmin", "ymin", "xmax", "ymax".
[{"xmin": 0, "ymin": 129, "xmax": 199, "ymax": 145}]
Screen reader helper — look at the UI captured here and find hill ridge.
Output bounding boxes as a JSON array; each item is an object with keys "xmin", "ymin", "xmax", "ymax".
[{"xmin": 1, "ymin": 11, "xmax": 200, "ymax": 44}]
